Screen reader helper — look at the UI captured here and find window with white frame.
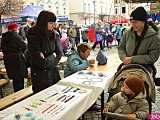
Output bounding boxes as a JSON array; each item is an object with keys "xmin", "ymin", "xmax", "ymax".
[
  {"xmin": 56, "ymin": 7, "xmax": 59, "ymax": 15},
  {"xmin": 84, "ymin": 3, "xmax": 86, "ymax": 12},
  {"xmin": 40, "ymin": 4, "xmax": 43, "ymax": 7},
  {"xmin": 101, "ymin": 6, "xmax": 103, "ymax": 13},
  {"xmin": 63, "ymin": 8, "xmax": 66, "ymax": 15},
  {"xmin": 48, "ymin": 5, "xmax": 51, "ymax": 11},
  {"xmin": 88, "ymin": 4, "xmax": 90, "ymax": 12},
  {"xmin": 105, "ymin": 7, "xmax": 107, "ymax": 14},
  {"xmin": 30, "ymin": 3, "xmax": 34, "ymax": 5},
  {"xmin": 115, "ymin": 8, "xmax": 117, "ymax": 14}
]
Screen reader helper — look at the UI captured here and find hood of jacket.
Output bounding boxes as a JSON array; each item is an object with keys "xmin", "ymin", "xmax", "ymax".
[
  {"xmin": 65, "ymin": 49, "xmax": 79, "ymax": 57},
  {"xmin": 2, "ymin": 31, "xmax": 18, "ymax": 43}
]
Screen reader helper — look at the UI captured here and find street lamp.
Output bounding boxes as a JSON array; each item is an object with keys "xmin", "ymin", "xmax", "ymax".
[{"xmin": 93, "ymin": 0, "xmax": 95, "ymax": 24}]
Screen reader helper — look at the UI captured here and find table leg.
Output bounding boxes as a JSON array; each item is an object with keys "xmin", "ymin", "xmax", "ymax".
[
  {"xmin": 101, "ymin": 91, "xmax": 105, "ymax": 120},
  {"xmin": 82, "ymin": 114, "xmax": 85, "ymax": 120}
]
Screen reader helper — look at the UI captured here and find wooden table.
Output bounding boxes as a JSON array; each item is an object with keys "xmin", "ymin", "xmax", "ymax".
[
  {"xmin": 1, "ymin": 71, "xmax": 114, "ymax": 120},
  {"xmin": 0, "ymin": 53, "xmax": 122, "ymax": 120},
  {"xmin": 88, "ymin": 53, "xmax": 121, "ymax": 72},
  {"xmin": 88, "ymin": 52, "xmax": 121, "ymax": 120}
]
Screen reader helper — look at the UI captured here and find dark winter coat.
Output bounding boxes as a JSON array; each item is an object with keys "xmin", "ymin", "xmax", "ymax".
[
  {"xmin": 2, "ymin": 31, "xmax": 28, "ymax": 80},
  {"xmin": 27, "ymin": 28, "xmax": 63, "ymax": 93}
]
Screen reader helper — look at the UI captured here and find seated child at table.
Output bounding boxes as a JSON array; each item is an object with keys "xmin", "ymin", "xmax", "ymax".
[
  {"xmin": 103, "ymin": 76, "xmax": 149, "ymax": 120},
  {"xmin": 64, "ymin": 42, "xmax": 95, "ymax": 77},
  {"xmin": 64, "ymin": 42, "xmax": 101, "ymax": 111}
]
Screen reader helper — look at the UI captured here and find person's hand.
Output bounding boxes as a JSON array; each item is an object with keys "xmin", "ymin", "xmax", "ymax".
[
  {"xmin": 127, "ymin": 114, "xmax": 136, "ymax": 120},
  {"xmin": 40, "ymin": 52, "xmax": 45, "ymax": 58},
  {"xmin": 103, "ymin": 107, "xmax": 108, "ymax": 113},
  {"xmin": 90, "ymin": 64, "xmax": 94, "ymax": 67},
  {"xmin": 89, "ymin": 59, "xmax": 95, "ymax": 64},
  {"xmin": 123, "ymin": 57, "xmax": 132, "ymax": 65},
  {"xmin": 53, "ymin": 52, "xmax": 57, "ymax": 57}
]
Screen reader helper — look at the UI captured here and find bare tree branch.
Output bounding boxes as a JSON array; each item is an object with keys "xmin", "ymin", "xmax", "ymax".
[{"xmin": 0, "ymin": 0, "xmax": 26, "ymax": 35}]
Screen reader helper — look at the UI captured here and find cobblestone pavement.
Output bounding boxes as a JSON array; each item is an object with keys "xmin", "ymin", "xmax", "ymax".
[{"xmin": 1, "ymin": 42, "xmax": 160, "ymax": 120}]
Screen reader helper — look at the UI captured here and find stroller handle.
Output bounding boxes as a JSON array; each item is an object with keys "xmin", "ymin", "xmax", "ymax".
[{"xmin": 103, "ymin": 112, "xmax": 141, "ymax": 120}]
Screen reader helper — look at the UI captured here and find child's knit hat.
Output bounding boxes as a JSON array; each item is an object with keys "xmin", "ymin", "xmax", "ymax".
[
  {"xmin": 124, "ymin": 76, "xmax": 144, "ymax": 95},
  {"xmin": 96, "ymin": 50, "xmax": 107, "ymax": 65}
]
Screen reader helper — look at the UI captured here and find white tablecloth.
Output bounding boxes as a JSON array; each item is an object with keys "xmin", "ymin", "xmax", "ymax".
[{"xmin": 1, "ymin": 70, "xmax": 114, "ymax": 120}]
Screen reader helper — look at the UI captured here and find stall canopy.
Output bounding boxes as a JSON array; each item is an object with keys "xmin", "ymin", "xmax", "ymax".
[
  {"xmin": 1, "ymin": 5, "xmax": 44, "ymax": 24},
  {"xmin": 57, "ymin": 16, "xmax": 68, "ymax": 22},
  {"xmin": 110, "ymin": 15, "xmax": 128, "ymax": 24}
]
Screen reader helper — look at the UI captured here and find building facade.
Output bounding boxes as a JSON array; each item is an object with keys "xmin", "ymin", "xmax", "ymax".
[
  {"xmin": 20, "ymin": 0, "xmax": 130, "ymax": 25},
  {"xmin": 69, "ymin": 0, "xmax": 115, "ymax": 25},
  {"xmin": 37, "ymin": 0, "xmax": 69, "ymax": 22}
]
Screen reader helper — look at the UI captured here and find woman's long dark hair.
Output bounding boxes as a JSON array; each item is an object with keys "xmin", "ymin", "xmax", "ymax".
[{"xmin": 33, "ymin": 11, "xmax": 57, "ymax": 41}]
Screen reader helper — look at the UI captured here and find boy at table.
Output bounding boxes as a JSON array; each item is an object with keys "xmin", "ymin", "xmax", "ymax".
[
  {"xmin": 64, "ymin": 42, "xmax": 95, "ymax": 77},
  {"xmin": 103, "ymin": 76, "xmax": 149, "ymax": 120},
  {"xmin": 64, "ymin": 42, "xmax": 101, "ymax": 111}
]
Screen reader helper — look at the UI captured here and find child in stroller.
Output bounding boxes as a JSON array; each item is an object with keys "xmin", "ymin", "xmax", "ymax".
[
  {"xmin": 103, "ymin": 76, "xmax": 149, "ymax": 120},
  {"xmin": 103, "ymin": 63, "xmax": 156, "ymax": 120}
]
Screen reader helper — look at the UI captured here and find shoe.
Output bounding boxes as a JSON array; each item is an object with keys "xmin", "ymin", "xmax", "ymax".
[{"xmin": 88, "ymin": 105, "xmax": 101, "ymax": 111}]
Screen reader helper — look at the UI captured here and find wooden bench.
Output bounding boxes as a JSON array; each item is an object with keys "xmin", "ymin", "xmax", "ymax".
[
  {"xmin": 0, "ymin": 79, "xmax": 10, "ymax": 98},
  {"xmin": 0, "ymin": 70, "xmax": 31, "ymax": 79},
  {"xmin": 0, "ymin": 85, "xmax": 33, "ymax": 110}
]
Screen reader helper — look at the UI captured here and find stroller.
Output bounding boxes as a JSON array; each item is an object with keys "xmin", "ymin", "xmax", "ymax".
[{"xmin": 104, "ymin": 63, "xmax": 158, "ymax": 120}]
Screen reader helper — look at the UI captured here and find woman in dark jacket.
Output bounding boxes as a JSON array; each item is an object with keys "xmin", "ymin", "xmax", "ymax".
[
  {"xmin": 27, "ymin": 11, "xmax": 63, "ymax": 93},
  {"xmin": 2, "ymin": 22, "xmax": 28, "ymax": 92}
]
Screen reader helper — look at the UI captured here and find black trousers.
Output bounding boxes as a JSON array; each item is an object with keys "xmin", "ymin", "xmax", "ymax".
[
  {"xmin": 12, "ymin": 78, "xmax": 24, "ymax": 92},
  {"xmin": 92, "ymin": 41, "xmax": 103, "ymax": 50}
]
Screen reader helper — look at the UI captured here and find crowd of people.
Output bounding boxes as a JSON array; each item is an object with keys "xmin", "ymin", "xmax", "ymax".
[{"xmin": 1, "ymin": 6, "xmax": 160, "ymax": 120}]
